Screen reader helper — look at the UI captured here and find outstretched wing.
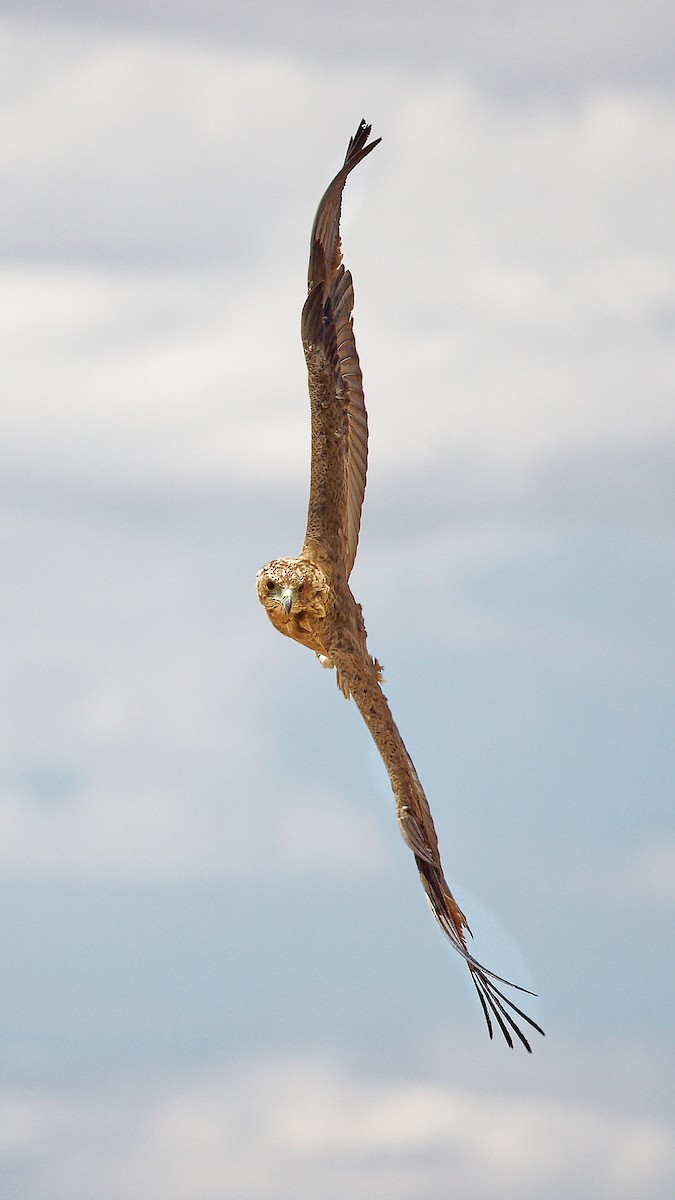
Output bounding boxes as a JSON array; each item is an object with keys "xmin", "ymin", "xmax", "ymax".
[
  {"xmin": 301, "ymin": 120, "xmax": 380, "ymax": 580},
  {"xmin": 334, "ymin": 649, "xmax": 545, "ymax": 1051}
]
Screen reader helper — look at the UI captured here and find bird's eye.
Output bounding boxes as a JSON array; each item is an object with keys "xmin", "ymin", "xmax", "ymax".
[
  {"xmin": 296, "ymin": 582, "xmax": 304, "ymax": 593},
  {"xmin": 266, "ymin": 578, "xmax": 275, "ymax": 591}
]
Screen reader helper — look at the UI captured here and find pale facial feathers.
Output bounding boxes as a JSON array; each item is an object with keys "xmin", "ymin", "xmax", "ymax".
[{"xmin": 256, "ymin": 556, "xmax": 332, "ymax": 656}]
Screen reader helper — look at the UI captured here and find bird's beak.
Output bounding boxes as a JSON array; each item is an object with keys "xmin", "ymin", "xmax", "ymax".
[{"xmin": 281, "ymin": 589, "xmax": 293, "ymax": 615}]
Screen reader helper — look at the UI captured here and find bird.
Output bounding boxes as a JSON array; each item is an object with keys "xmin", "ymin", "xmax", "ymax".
[{"xmin": 256, "ymin": 120, "xmax": 544, "ymax": 1051}]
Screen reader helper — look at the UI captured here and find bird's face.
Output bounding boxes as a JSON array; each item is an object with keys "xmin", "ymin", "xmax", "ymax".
[
  {"xmin": 257, "ymin": 561, "xmax": 297, "ymax": 617},
  {"xmin": 256, "ymin": 557, "xmax": 330, "ymax": 645},
  {"xmin": 256, "ymin": 557, "xmax": 315, "ymax": 616}
]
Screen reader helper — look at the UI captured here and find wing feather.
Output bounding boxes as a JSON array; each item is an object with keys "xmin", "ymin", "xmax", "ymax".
[
  {"xmin": 333, "ymin": 649, "xmax": 545, "ymax": 1052},
  {"xmin": 301, "ymin": 120, "xmax": 380, "ymax": 579}
]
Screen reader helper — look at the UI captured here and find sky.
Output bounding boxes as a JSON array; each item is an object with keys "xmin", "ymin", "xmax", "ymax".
[{"xmin": 1, "ymin": 1, "xmax": 674, "ymax": 1196}]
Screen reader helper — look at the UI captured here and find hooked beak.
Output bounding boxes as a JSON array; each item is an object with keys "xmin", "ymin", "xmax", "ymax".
[{"xmin": 281, "ymin": 588, "xmax": 293, "ymax": 615}]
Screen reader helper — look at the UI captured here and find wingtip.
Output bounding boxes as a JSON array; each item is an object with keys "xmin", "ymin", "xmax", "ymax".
[
  {"xmin": 345, "ymin": 119, "xmax": 381, "ymax": 170},
  {"xmin": 470, "ymin": 964, "xmax": 545, "ymax": 1052}
]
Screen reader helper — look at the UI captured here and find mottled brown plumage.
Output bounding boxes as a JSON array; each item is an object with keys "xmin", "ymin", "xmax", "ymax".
[{"xmin": 256, "ymin": 121, "xmax": 544, "ymax": 1051}]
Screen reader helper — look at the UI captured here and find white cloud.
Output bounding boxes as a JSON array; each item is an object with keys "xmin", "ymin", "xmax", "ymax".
[
  {"xmin": 568, "ymin": 841, "xmax": 675, "ymax": 907},
  {"xmin": 274, "ymin": 787, "xmax": 391, "ymax": 878},
  {"xmin": 0, "ymin": 26, "xmax": 673, "ymax": 505},
  {"xmin": 365, "ymin": 84, "xmax": 675, "ymax": 474},
  {"xmin": 0, "ymin": 771, "xmax": 391, "ymax": 883},
  {"xmin": 0, "ymin": 499, "xmax": 389, "ymax": 883},
  {"xmin": 1, "ymin": 1045, "xmax": 673, "ymax": 1199},
  {"xmin": 0, "ymin": 264, "xmax": 308, "ymax": 490}
]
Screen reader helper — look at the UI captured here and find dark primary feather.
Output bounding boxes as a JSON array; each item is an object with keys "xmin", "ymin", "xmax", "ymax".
[
  {"xmin": 307, "ymin": 120, "xmax": 382, "ymax": 292},
  {"xmin": 416, "ymin": 857, "xmax": 545, "ymax": 1052}
]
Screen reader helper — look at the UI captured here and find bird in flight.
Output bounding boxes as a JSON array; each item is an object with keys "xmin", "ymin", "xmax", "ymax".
[{"xmin": 257, "ymin": 120, "xmax": 544, "ymax": 1051}]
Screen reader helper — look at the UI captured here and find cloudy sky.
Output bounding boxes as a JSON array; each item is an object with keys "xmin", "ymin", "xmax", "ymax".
[{"xmin": 1, "ymin": 2, "xmax": 674, "ymax": 1197}]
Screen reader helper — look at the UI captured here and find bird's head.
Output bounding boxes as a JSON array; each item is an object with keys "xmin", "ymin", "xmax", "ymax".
[{"xmin": 256, "ymin": 557, "xmax": 329, "ymax": 632}]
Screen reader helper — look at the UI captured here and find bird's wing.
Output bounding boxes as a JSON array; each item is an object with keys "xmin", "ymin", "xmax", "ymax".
[
  {"xmin": 301, "ymin": 120, "xmax": 380, "ymax": 580},
  {"xmin": 334, "ymin": 647, "xmax": 545, "ymax": 1051}
]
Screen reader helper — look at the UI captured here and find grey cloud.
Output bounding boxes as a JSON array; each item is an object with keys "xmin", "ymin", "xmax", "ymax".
[{"xmin": 5, "ymin": 1, "xmax": 675, "ymax": 97}]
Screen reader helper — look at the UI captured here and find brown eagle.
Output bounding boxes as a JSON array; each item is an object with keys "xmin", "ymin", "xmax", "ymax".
[{"xmin": 257, "ymin": 120, "xmax": 544, "ymax": 1051}]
